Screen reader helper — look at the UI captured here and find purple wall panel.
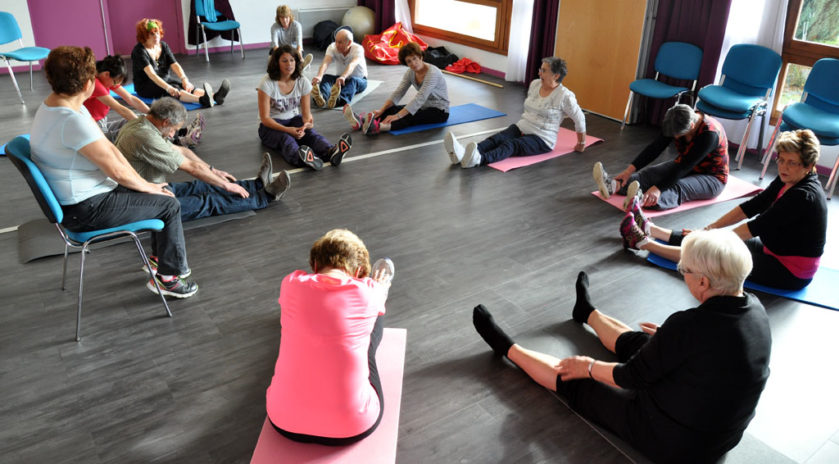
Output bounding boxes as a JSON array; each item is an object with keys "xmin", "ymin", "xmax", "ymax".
[
  {"xmin": 106, "ymin": 0, "xmax": 184, "ymax": 55},
  {"xmin": 27, "ymin": 0, "xmax": 109, "ymax": 58}
]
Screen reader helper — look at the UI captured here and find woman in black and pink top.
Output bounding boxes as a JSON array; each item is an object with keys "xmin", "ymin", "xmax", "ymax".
[
  {"xmin": 621, "ymin": 129, "xmax": 827, "ymax": 290},
  {"xmin": 593, "ymin": 104, "xmax": 729, "ymax": 210}
]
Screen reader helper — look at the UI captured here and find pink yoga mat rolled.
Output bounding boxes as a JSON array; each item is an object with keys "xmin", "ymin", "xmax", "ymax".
[
  {"xmin": 591, "ymin": 175, "xmax": 762, "ymax": 218},
  {"xmin": 250, "ymin": 328, "xmax": 407, "ymax": 464},
  {"xmin": 488, "ymin": 128, "xmax": 604, "ymax": 172}
]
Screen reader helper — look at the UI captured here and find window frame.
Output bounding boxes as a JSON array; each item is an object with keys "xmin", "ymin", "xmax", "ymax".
[
  {"xmin": 408, "ymin": 0, "xmax": 512, "ymax": 55},
  {"xmin": 770, "ymin": 0, "xmax": 839, "ymax": 121}
]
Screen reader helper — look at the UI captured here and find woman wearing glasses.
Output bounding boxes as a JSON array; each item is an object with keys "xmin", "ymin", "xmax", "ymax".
[
  {"xmin": 473, "ymin": 229, "xmax": 771, "ymax": 463},
  {"xmin": 621, "ymin": 129, "xmax": 827, "ymax": 290}
]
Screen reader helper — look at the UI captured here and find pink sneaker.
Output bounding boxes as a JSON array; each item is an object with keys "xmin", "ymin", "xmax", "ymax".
[
  {"xmin": 619, "ymin": 212, "xmax": 650, "ymax": 250},
  {"xmin": 627, "ymin": 196, "xmax": 652, "ymax": 235}
]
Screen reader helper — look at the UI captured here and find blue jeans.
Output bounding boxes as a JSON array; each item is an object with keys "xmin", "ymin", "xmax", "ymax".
[
  {"xmin": 61, "ymin": 186, "xmax": 189, "ymax": 276},
  {"xmin": 477, "ymin": 124, "xmax": 551, "ymax": 164},
  {"xmin": 319, "ymin": 75, "xmax": 368, "ymax": 106},
  {"xmin": 169, "ymin": 179, "xmax": 270, "ymax": 221},
  {"xmin": 617, "ymin": 161, "xmax": 725, "ymax": 210}
]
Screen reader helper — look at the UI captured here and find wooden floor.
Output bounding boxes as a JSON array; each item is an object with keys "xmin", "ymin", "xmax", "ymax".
[{"xmin": 1, "ymin": 49, "xmax": 839, "ymax": 464}]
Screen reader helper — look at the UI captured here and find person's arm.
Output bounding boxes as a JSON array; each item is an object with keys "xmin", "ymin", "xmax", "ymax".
[
  {"xmin": 378, "ymin": 69, "xmax": 412, "ymax": 119},
  {"xmin": 300, "ymin": 88, "xmax": 313, "ymax": 128},
  {"xmin": 560, "ymin": 91, "xmax": 587, "ymax": 152},
  {"xmin": 556, "ymin": 355, "xmax": 620, "ymax": 388},
  {"xmin": 611, "ymin": 313, "xmax": 692, "ymax": 390},
  {"xmin": 142, "ymin": 65, "xmax": 180, "ymax": 98},
  {"xmin": 77, "ymin": 138, "xmax": 173, "ymax": 196},
  {"xmin": 313, "ymin": 53, "xmax": 333, "ymax": 84},
  {"xmin": 613, "ymin": 136, "xmax": 671, "ymax": 188},
  {"xmin": 257, "ymin": 88, "xmax": 304, "ymax": 138},
  {"xmin": 95, "ymin": 93, "xmax": 140, "ymax": 121},
  {"xmin": 169, "ymin": 62, "xmax": 194, "ymax": 93},
  {"xmin": 111, "ymin": 86, "xmax": 150, "ymax": 114},
  {"xmin": 177, "ymin": 150, "xmax": 249, "ymax": 198},
  {"xmin": 294, "ymin": 21, "xmax": 303, "ymax": 55},
  {"xmin": 707, "ymin": 206, "xmax": 748, "ymax": 230},
  {"xmin": 742, "ymin": 186, "xmax": 810, "ymax": 243},
  {"xmin": 270, "ymin": 23, "xmax": 279, "ymax": 49}
]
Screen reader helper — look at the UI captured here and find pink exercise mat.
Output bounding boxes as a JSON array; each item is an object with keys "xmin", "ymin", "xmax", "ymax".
[
  {"xmin": 591, "ymin": 175, "xmax": 763, "ymax": 218},
  {"xmin": 488, "ymin": 128, "xmax": 604, "ymax": 172},
  {"xmin": 250, "ymin": 328, "xmax": 407, "ymax": 464}
]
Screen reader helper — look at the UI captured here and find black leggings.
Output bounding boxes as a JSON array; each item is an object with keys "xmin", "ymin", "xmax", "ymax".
[
  {"xmin": 377, "ymin": 105, "xmax": 448, "ymax": 131},
  {"xmin": 270, "ymin": 316, "xmax": 385, "ymax": 446},
  {"xmin": 669, "ymin": 232, "xmax": 811, "ymax": 290},
  {"xmin": 555, "ymin": 332, "xmax": 741, "ymax": 463}
]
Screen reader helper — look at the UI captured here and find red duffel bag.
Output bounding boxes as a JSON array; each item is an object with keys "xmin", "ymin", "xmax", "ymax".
[{"xmin": 363, "ymin": 22, "xmax": 428, "ymax": 65}]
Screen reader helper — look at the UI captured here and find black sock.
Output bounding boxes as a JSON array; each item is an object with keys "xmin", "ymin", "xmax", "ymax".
[
  {"xmin": 572, "ymin": 271, "xmax": 596, "ymax": 324},
  {"xmin": 473, "ymin": 304, "xmax": 514, "ymax": 357}
]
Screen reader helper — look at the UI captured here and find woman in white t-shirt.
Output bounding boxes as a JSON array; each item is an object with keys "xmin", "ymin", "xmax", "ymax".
[
  {"xmin": 257, "ymin": 45, "xmax": 352, "ymax": 170},
  {"xmin": 443, "ymin": 57, "xmax": 588, "ymax": 168}
]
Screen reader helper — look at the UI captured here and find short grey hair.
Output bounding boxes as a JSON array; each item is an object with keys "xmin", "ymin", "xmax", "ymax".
[
  {"xmin": 679, "ymin": 229, "xmax": 752, "ymax": 295},
  {"xmin": 149, "ymin": 97, "xmax": 187, "ymax": 127},
  {"xmin": 541, "ymin": 57, "xmax": 568, "ymax": 84},
  {"xmin": 662, "ymin": 104, "xmax": 699, "ymax": 138}
]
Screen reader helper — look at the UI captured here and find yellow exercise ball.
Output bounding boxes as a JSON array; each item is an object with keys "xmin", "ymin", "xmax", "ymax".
[{"xmin": 342, "ymin": 6, "xmax": 375, "ymax": 41}]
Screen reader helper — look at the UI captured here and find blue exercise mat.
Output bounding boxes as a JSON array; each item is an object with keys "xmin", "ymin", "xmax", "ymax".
[
  {"xmin": 389, "ymin": 103, "xmax": 506, "ymax": 135},
  {"xmin": 1, "ymin": 133, "xmax": 29, "ymax": 156},
  {"xmin": 111, "ymin": 83, "xmax": 202, "ymax": 111},
  {"xmin": 646, "ymin": 251, "xmax": 839, "ymax": 311}
]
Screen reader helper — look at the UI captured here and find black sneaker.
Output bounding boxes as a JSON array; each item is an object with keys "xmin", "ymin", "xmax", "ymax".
[
  {"xmin": 297, "ymin": 145, "xmax": 323, "ymax": 170},
  {"xmin": 329, "ymin": 133, "xmax": 352, "ymax": 166},
  {"xmin": 147, "ymin": 274, "xmax": 199, "ymax": 299},
  {"xmin": 213, "ymin": 79, "xmax": 231, "ymax": 105}
]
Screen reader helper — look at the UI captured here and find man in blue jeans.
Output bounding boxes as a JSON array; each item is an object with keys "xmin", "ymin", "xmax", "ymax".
[
  {"xmin": 116, "ymin": 98, "xmax": 291, "ymax": 221},
  {"xmin": 311, "ymin": 26, "xmax": 368, "ymax": 109}
]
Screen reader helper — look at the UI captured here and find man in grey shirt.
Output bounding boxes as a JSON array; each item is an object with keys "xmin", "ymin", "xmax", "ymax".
[{"xmin": 116, "ymin": 98, "xmax": 291, "ymax": 221}]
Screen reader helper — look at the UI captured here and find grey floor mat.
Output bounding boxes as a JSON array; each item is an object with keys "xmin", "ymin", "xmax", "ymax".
[{"xmin": 17, "ymin": 210, "xmax": 255, "ymax": 263}]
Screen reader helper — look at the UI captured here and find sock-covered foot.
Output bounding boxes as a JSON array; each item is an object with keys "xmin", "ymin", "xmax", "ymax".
[
  {"xmin": 572, "ymin": 271, "xmax": 595, "ymax": 324},
  {"xmin": 473, "ymin": 304, "xmax": 514, "ymax": 357}
]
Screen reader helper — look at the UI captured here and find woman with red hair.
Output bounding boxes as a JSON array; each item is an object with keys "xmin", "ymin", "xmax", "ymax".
[{"xmin": 131, "ymin": 18, "xmax": 230, "ymax": 108}]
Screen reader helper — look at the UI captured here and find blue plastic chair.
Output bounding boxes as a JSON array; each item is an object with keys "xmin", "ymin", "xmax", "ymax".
[
  {"xmin": 0, "ymin": 11, "xmax": 50, "ymax": 104},
  {"xmin": 760, "ymin": 58, "xmax": 839, "ymax": 199},
  {"xmin": 5, "ymin": 136, "xmax": 172, "ymax": 341},
  {"xmin": 696, "ymin": 44, "xmax": 782, "ymax": 170},
  {"xmin": 194, "ymin": 0, "xmax": 243, "ymax": 62},
  {"xmin": 621, "ymin": 41, "xmax": 703, "ymax": 130}
]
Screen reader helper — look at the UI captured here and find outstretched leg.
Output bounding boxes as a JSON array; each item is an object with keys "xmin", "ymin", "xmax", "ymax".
[{"xmin": 572, "ymin": 272, "xmax": 632, "ymax": 353}]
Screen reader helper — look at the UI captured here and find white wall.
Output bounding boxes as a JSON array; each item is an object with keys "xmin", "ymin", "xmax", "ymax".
[
  {"xmin": 180, "ymin": 0, "xmax": 355, "ymax": 50},
  {"xmin": 0, "ymin": 0, "xmax": 37, "ymax": 67}
]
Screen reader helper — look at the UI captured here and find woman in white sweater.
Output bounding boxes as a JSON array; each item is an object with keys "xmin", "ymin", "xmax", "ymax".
[
  {"xmin": 445, "ymin": 57, "xmax": 587, "ymax": 168},
  {"xmin": 343, "ymin": 42, "xmax": 449, "ymax": 135}
]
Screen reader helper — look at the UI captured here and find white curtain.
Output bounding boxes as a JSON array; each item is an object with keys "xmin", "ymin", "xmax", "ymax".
[
  {"xmin": 714, "ymin": 0, "xmax": 787, "ymax": 151},
  {"xmin": 395, "ymin": 0, "xmax": 413, "ymax": 33},
  {"xmin": 505, "ymin": 0, "xmax": 534, "ymax": 82}
]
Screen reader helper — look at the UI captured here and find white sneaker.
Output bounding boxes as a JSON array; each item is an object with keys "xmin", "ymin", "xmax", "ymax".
[
  {"xmin": 461, "ymin": 142, "xmax": 481, "ymax": 168},
  {"xmin": 623, "ymin": 180, "xmax": 642, "ymax": 210},
  {"xmin": 301, "ymin": 53, "xmax": 313, "ymax": 71},
  {"xmin": 593, "ymin": 162, "xmax": 616, "ymax": 198},
  {"xmin": 444, "ymin": 132, "xmax": 465, "ymax": 164}
]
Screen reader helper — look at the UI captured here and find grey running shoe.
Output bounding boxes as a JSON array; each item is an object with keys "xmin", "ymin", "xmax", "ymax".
[
  {"xmin": 623, "ymin": 180, "xmax": 642, "ymax": 210},
  {"xmin": 264, "ymin": 170, "xmax": 291, "ymax": 200},
  {"xmin": 593, "ymin": 162, "xmax": 615, "ymax": 198},
  {"xmin": 147, "ymin": 274, "xmax": 199, "ymax": 298}
]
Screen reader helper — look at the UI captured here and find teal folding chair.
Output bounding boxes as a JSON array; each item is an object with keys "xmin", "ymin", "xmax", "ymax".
[
  {"xmin": 194, "ymin": 0, "xmax": 243, "ymax": 62},
  {"xmin": 5, "ymin": 136, "xmax": 172, "ymax": 341},
  {"xmin": 622, "ymin": 41, "xmax": 703, "ymax": 130},
  {"xmin": 696, "ymin": 44, "xmax": 782, "ymax": 170},
  {"xmin": 760, "ymin": 58, "xmax": 839, "ymax": 199},
  {"xmin": 0, "ymin": 11, "xmax": 50, "ymax": 104}
]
